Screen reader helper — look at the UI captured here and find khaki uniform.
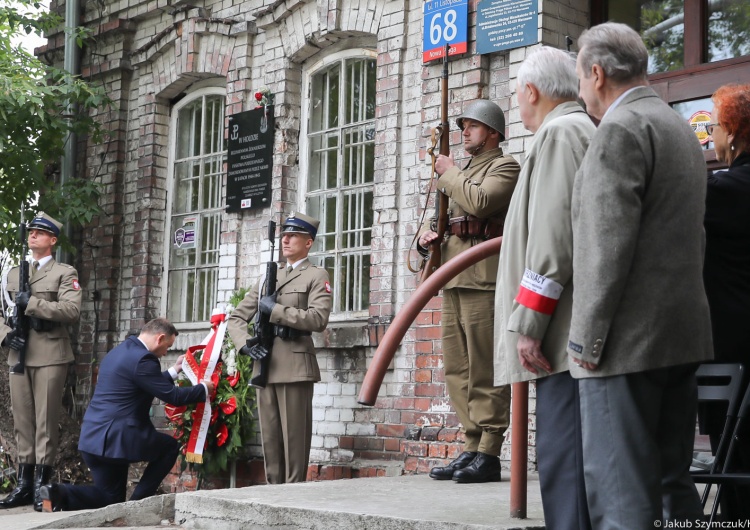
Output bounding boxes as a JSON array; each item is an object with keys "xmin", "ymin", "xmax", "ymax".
[
  {"xmin": 1, "ymin": 259, "xmax": 82, "ymax": 465},
  {"xmin": 227, "ymin": 258, "xmax": 331, "ymax": 483},
  {"xmin": 420, "ymin": 148, "xmax": 519, "ymax": 456}
]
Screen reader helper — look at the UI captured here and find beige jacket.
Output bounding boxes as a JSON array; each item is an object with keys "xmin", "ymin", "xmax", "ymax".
[{"xmin": 494, "ymin": 102, "xmax": 595, "ymax": 385}]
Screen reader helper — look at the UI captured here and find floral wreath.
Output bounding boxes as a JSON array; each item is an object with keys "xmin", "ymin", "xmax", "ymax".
[{"xmin": 166, "ymin": 289, "xmax": 256, "ymax": 478}]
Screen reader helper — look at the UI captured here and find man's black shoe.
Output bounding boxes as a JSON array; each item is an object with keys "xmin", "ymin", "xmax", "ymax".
[
  {"xmin": 452, "ymin": 452, "xmax": 501, "ymax": 483},
  {"xmin": 0, "ymin": 464, "xmax": 34, "ymax": 509},
  {"xmin": 33, "ymin": 464, "xmax": 54, "ymax": 512},
  {"xmin": 40, "ymin": 484, "xmax": 67, "ymax": 512},
  {"xmin": 429, "ymin": 451, "xmax": 477, "ymax": 480}
]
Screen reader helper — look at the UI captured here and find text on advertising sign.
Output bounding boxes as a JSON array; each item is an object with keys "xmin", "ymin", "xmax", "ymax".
[
  {"xmin": 423, "ymin": 0, "xmax": 468, "ymax": 63},
  {"xmin": 476, "ymin": 0, "xmax": 538, "ymax": 55},
  {"xmin": 226, "ymin": 107, "xmax": 275, "ymax": 212}
]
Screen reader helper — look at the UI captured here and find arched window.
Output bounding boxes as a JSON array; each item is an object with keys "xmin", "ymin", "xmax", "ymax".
[
  {"xmin": 165, "ymin": 87, "xmax": 226, "ymax": 324},
  {"xmin": 302, "ymin": 51, "xmax": 376, "ymax": 316}
]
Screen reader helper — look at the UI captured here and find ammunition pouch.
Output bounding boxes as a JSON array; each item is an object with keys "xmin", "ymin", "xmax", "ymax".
[
  {"xmin": 29, "ymin": 318, "xmax": 56, "ymax": 332},
  {"xmin": 273, "ymin": 325, "xmax": 311, "ymax": 340},
  {"xmin": 447, "ymin": 215, "xmax": 503, "ymax": 240}
]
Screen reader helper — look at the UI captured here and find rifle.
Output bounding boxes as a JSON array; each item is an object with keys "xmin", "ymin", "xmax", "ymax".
[
  {"xmin": 10, "ymin": 207, "xmax": 30, "ymax": 375},
  {"xmin": 419, "ymin": 45, "xmax": 450, "ymax": 283},
  {"xmin": 246, "ymin": 220, "xmax": 277, "ymax": 388}
]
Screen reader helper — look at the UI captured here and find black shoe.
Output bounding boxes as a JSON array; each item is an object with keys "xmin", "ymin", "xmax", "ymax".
[
  {"xmin": 33, "ymin": 464, "xmax": 53, "ymax": 512},
  {"xmin": 39, "ymin": 484, "xmax": 67, "ymax": 512},
  {"xmin": 452, "ymin": 452, "xmax": 501, "ymax": 483},
  {"xmin": 0, "ymin": 464, "xmax": 34, "ymax": 509},
  {"xmin": 429, "ymin": 451, "xmax": 477, "ymax": 480}
]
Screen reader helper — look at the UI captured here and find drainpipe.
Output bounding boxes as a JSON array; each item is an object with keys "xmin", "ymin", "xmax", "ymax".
[{"xmin": 59, "ymin": 0, "xmax": 81, "ymax": 264}]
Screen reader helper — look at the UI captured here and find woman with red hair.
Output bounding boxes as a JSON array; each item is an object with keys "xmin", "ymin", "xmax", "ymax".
[{"xmin": 703, "ymin": 83, "xmax": 750, "ymax": 521}]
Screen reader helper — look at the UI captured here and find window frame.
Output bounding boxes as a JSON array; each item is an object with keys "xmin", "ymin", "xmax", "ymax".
[
  {"xmin": 162, "ymin": 85, "xmax": 227, "ymax": 330},
  {"xmin": 592, "ymin": 0, "xmax": 750, "ymax": 169},
  {"xmin": 299, "ymin": 48, "xmax": 377, "ymax": 322}
]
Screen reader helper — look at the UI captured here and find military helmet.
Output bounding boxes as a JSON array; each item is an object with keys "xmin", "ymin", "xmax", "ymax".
[{"xmin": 456, "ymin": 100, "xmax": 506, "ymax": 141}]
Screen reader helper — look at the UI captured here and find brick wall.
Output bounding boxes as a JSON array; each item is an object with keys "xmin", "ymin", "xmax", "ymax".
[{"xmin": 48, "ymin": 0, "xmax": 591, "ymax": 485}]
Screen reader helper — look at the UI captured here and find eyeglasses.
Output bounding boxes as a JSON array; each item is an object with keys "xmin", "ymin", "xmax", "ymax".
[{"xmin": 706, "ymin": 123, "xmax": 721, "ymax": 135}]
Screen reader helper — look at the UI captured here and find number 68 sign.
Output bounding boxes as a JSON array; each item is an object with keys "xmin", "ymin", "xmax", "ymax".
[{"xmin": 422, "ymin": 0, "xmax": 468, "ymax": 63}]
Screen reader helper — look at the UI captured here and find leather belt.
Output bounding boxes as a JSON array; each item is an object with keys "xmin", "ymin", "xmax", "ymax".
[
  {"xmin": 273, "ymin": 325, "xmax": 311, "ymax": 340},
  {"xmin": 447, "ymin": 215, "xmax": 503, "ymax": 240}
]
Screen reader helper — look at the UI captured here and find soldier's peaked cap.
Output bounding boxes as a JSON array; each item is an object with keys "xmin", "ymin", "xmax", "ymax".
[
  {"xmin": 281, "ymin": 212, "xmax": 319, "ymax": 240},
  {"xmin": 27, "ymin": 212, "xmax": 62, "ymax": 237}
]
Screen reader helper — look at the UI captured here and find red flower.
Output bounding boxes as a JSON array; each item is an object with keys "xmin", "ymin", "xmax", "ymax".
[
  {"xmin": 226, "ymin": 371, "xmax": 240, "ymax": 387},
  {"xmin": 220, "ymin": 396, "xmax": 237, "ymax": 415},
  {"xmin": 255, "ymin": 92, "xmax": 263, "ymax": 101},
  {"xmin": 211, "ymin": 406, "xmax": 219, "ymax": 425},
  {"xmin": 165, "ymin": 404, "xmax": 187, "ymax": 422},
  {"xmin": 216, "ymin": 423, "xmax": 229, "ymax": 446}
]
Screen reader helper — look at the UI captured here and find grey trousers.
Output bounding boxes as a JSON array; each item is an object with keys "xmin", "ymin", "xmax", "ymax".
[
  {"xmin": 536, "ymin": 372, "xmax": 591, "ymax": 530},
  {"xmin": 578, "ymin": 366, "xmax": 704, "ymax": 530}
]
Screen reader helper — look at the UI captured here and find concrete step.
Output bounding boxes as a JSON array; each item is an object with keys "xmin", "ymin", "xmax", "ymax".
[
  {"xmin": 6, "ymin": 473, "xmax": 546, "ymax": 530},
  {"xmin": 174, "ymin": 474, "xmax": 546, "ymax": 529}
]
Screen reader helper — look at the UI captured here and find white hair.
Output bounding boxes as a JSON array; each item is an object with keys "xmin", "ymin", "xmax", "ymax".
[{"xmin": 516, "ymin": 46, "xmax": 578, "ymax": 100}]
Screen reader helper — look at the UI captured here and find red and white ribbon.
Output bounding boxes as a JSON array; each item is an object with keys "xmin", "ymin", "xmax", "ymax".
[
  {"xmin": 182, "ymin": 307, "xmax": 227, "ymax": 463},
  {"xmin": 515, "ymin": 268, "xmax": 563, "ymax": 315}
]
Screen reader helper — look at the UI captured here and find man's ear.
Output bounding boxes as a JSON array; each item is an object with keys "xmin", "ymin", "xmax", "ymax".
[
  {"xmin": 592, "ymin": 64, "xmax": 605, "ymax": 91},
  {"xmin": 305, "ymin": 237, "xmax": 314, "ymax": 250},
  {"xmin": 526, "ymin": 83, "xmax": 539, "ymax": 104}
]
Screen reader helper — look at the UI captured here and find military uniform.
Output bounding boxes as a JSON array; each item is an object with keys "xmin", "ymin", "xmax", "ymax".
[
  {"xmin": 427, "ymin": 148, "xmax": 519, "ymax": 456},
  {"xmin": 227, "ymin": 213, "xmax": 331, "ymax": 484},
  {"xmin": 0, "ymin": 213, "xmax": 82, "ymax": 510},
  {"xmin": 419, "ymin": 101, "xmax": 520, "ymax": 482}
]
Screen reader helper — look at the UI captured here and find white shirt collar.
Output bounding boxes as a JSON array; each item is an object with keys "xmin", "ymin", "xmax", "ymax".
[
  {"xmin": 34, "ymin": 255, "xmax": 53, "ymax": 269},
  {"xmin": 289, "ymin": 258, "xmax": 307, "ymax": 270},
  {"xmin": 602, "ymin": 86, "xmax": 641, "ymax": 121}
]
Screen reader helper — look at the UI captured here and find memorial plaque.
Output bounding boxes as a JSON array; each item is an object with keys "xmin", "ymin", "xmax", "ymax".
[
  {"xmin": 226, "ymin": 107, "xmax": 275, "ymax": 212},
  {"xmin": 476, "ymin": 0, "xmax": 538, "ymax": 55}
]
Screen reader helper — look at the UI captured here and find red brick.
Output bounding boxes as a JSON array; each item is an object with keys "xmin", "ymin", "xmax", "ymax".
[
  {"xmin": 416, "ymin": 354, "xmax": 442, "ymax": 368},
  {"xmin": 416, "ymin": 326, "xmax": 442, "ymax": 341},
  {"xmin": 384, "ymin": 438, "xmax": 401, "ymax": 452},
  {"xmin": 438, "ymin": 428, "xmax": 459, "ymax": 443},
  {"xmin": 429, "ymin": 444, "xmax": 448, "ymax": 458},
  {"xmin": 375, "ymin": 424, "xmax": 407, "ymax": 438},
  {"xmin": 415, "ymin": 383, "xmax": 444, "ymax": 397},
  {"xmin": 415, "ymin": 369, "xmax": 432, "ymax": 383},
  {"xmin": 402, "ymin": 441, "xmax": 428, "ymax": 457}
]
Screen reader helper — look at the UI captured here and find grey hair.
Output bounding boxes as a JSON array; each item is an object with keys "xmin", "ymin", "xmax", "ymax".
[
  {"xmin": 516, "ymin": 46, "xmax": 578, "ymax": 100},
  {"xmin": 578, "ymin": 22, "xmax": 648, "ymax": 85}
]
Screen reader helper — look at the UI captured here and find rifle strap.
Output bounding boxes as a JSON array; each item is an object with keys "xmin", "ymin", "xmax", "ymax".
[{"xmin": 407, "ymin": 126, "xmax": 443, "ymax": 274}]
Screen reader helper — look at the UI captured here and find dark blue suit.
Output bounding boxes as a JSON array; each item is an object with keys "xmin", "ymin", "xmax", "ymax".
[{"xmin": 60, "ymin": 336, "xmax": 205, "ymax": 510}]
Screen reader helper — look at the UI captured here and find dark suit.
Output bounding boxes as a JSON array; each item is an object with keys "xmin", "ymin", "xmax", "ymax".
[
  {"xmin": 568, "ymin": 87, "xmax": 713, "ymax": 527},
  {"xmin": 59, "ymin": 336, "xmax": 205, "ymax": 510}
]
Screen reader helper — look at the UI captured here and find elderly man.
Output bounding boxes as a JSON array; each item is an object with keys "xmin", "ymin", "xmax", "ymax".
[
  {"xmin": 569, "ymin": 22, "xmax": 713, "ymax": 528},
  {"xmin": 419, "ymin": 100, "xmax": 519, "ymax": 483},
  {"xmin": 494, "ymin": 46, "xmax": 595, "ymax": 529}
]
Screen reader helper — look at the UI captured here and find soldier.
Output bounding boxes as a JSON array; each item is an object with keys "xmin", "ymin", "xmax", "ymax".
[
  {"xmin": 0, "ymin": 212, "xmax": 82, "ymax": 510},
  {"xmin": 418, "ymin": 100, "xmax": 520, "ymax": 483},
  {"xmin": 227, "ymin": 212, "xmax": 332, "ymax": 484}
]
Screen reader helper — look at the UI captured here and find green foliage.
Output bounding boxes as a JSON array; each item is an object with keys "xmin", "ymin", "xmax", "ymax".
[{"xmin": 0, "ymin": 0, "xmax": 110, "ymax": 256}]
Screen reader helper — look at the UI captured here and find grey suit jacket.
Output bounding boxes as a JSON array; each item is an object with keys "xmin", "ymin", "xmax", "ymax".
[{"xmin": 567, "ymin": 86, "xmax": 713, "ymax": 378}]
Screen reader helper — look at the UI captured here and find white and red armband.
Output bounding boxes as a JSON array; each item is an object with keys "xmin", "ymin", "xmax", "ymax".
[{"xmin": 515, "ymin": 269, "xmax": 563, "ymax": 315}]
